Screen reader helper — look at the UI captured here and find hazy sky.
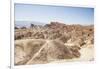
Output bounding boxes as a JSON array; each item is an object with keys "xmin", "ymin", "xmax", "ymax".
[{"xmin": 15, "ymin": 3, "xmax": 94, "ymax": 25}]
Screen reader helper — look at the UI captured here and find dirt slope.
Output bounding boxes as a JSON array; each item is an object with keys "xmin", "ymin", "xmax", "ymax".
[{"xmin": 15, "ymin": 39, "xmax": 81, "ymax": 65}]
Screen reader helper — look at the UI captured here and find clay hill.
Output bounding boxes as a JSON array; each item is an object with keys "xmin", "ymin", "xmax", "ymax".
[{"xmin": 15, "ymin": 22, "xmax": 94, "ymax": 65}]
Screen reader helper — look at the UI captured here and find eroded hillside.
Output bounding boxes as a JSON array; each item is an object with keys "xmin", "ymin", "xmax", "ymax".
[{"xmin": 15, "ymin": 22, "xmax": 94, "ymax": 65}]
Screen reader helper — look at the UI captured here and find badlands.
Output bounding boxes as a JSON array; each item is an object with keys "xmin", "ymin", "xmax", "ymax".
[{"xmin": 15, "ymin": 22, "xmax": 94, "ymax": 65}]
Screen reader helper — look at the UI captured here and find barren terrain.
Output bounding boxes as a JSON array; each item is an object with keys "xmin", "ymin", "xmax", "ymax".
[{"xmin": 15, "ymin": 22, "xmax": 94, "ymax": 65}]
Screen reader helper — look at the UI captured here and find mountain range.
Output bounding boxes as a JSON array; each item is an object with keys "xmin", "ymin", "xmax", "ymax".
[{"xmin": 15, "ymin": 21, "xmax": 46, "ymax": 28}]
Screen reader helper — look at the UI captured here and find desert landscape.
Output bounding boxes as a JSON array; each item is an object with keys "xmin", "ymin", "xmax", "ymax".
[{"xmin": 14, "ymin": 22, "xmax": 94, "ymax": 65}]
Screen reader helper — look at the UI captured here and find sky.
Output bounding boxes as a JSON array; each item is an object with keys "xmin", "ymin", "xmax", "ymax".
[{"xmin": 15, "ymin": 3, "xmax": 94, "ymax": 25}]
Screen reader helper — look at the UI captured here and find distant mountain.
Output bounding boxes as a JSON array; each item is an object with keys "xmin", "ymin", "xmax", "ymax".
[{"xmin": 15, "ymin": 21, "xmax": 46, "ymax": 28}]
